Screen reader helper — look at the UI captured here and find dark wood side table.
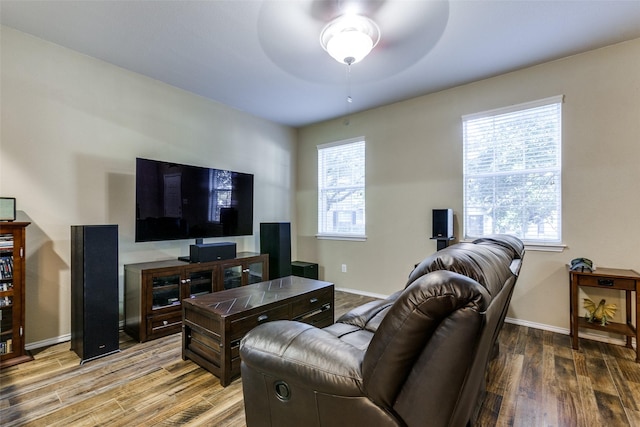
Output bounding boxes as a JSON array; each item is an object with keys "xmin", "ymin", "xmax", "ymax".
[{"xmin": 570, "ymin": 267, "xmax": 640, "ymax": 362}]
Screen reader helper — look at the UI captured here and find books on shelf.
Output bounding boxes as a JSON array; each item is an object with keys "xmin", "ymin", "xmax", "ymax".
[
  {"xmin": 0, "ymin": 339, "xmax": 13, "ymax": 355},
  {"xmin": 0, "ymin": 236, "xmax": 13, "ymax": 252},
  {"xmin": 0, "ymin": 256, "xmax": 13, "ymax": 280}
]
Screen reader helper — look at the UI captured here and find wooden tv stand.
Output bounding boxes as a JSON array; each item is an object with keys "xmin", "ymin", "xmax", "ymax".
[{"xmin": 124, "ymin": 252, "xmax": 268, "ymax": 342}]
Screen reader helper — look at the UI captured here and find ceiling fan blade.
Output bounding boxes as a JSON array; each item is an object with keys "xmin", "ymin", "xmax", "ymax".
[{"xmin": 309, "ymin": 0, "xmax": 385, "ymax": 21}]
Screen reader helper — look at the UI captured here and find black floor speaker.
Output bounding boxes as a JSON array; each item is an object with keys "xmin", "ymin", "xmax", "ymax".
[
  {"xmin": 71, "ymin": 225, "xmax": 120, "ymax": 364},
  {"xmin": 260, "ymin": 222, "xmax": 292, "ymax": 280}
]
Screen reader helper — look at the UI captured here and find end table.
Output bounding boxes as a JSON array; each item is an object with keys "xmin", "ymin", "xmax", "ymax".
[{"xmin": 569, "ymin": 267, "xmax": 640, "ymax": 362}]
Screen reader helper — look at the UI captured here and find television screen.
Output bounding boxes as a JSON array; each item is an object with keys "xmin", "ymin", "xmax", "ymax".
[{"xmin": 135, "ymin": 158, "xmax": 254, "ymax": 242}]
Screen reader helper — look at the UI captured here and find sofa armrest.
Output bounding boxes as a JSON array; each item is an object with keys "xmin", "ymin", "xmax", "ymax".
[
  {"xmin": 240, "ymin": 320, "xmax": 366, "ymax": 396},
  {"xmin": 336, "ymin": 291, "xmax": 400, "ymax": 328}
]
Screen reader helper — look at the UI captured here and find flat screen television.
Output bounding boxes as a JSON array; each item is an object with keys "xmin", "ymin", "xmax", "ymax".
[{"xmin": 135, "ymin": 158, "xmax": 254, "ymax": 242}]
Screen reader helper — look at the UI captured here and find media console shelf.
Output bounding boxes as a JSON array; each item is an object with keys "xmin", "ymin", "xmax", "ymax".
[
  {"xmin": 569, "ymin": 267, "xmax": 640, "ymax": 362},
  {"xmin": 124, "ymin": 252, "xmax": 268, "ymax": 342}
]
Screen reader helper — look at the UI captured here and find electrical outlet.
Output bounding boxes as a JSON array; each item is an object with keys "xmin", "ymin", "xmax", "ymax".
[{"xmin": 341, "ymin": 264, "xmax": 347, "ymax": 273}]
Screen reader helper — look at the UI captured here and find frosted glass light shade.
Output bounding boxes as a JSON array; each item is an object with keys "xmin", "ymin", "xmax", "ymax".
[
  {"xmin": 326, "ymin": 29, "xmax": 374, "ymax": 64},
  {"xmin": 320, "ymin": 15, "xmax": 380, "ymax": 65}
]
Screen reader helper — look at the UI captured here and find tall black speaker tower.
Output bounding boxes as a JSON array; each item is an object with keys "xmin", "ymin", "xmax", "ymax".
[
  {"xmin": 71, "ymin": 225, "xmax": 120, "ymax": 364},
  {"xmin": 260, "ymin": 222, "xmax": 292, "ymax": 280}
]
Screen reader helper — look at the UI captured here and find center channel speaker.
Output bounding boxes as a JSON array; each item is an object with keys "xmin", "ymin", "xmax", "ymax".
[
  {"xmin": 260, "ymin": 222, "xmax": 291, "ymax": 280},
  {"xmin": 189, "ymin": 242, "xmax": 236, "ymax": 263}
]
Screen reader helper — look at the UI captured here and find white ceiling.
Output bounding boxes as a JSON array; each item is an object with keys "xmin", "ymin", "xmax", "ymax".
[{"xmin": 2, "ymin": 0, "xmax": 640, "ymax": 127}]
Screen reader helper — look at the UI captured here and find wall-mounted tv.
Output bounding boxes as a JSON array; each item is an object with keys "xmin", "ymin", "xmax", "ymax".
[{"xmin": 135, "ymin": 158, "xmax": 254, "ymax": 242}]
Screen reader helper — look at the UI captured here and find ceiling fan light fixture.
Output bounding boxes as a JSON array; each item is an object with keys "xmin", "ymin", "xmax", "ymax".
[
  {"xmin": 320, "ymin": 15, "xmax": 380, "ymax": 65},
  {"xmin": 326, "ymin": 30, "xmax": 373, "ymax": 65}
]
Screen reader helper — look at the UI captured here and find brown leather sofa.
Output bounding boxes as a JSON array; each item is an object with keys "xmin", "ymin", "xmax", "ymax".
[{"xmin": 240, "ymin": 235, "xmax": 525, "ymax": 427}]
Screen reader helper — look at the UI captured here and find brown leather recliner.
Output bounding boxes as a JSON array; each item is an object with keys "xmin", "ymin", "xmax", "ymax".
[{"xmin": 240, "ymin": 235, "xmax": 524, "ymax": 427}]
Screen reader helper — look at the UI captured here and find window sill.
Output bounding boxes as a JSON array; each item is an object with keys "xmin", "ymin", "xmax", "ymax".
[
  {"xmin": 523, "ymin": 243, "xmax": 566, "ymax": 252},
  {"xmin": 316, "ymin": 234, "xmax": 367, "ymax": 242},
  {"xmin": 462, "ymin": 239, "xmax": 566, "ymax": 252}
]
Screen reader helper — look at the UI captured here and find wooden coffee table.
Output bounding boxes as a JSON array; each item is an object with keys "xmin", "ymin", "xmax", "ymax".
[{"xmin": 181, "ymin": 276, "xmax": 334, "ymax": 386}]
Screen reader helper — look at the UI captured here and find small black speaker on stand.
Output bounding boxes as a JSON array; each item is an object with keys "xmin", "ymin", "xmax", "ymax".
[
  {"xmin": 71, "ymin": 225, "xmax": 120, "ymax": 364},
  {"xmin": 430, "ymin": 209, "xmax": 454, "ymax": 251},
  {"xmin": 260, "ymin": 222, "xmax": 292, "ymax": 279}
]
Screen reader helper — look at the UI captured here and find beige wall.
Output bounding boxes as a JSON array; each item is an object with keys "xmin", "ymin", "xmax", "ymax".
[
  {"xmin": 2, "ymin": 24, "xmax": 639, "ymax": 347},
  {"xmin": 297, "ymin": 38, "xmax": 640, "ymax": 333},
  {"xmin": 0, "ymin": 27, "xmax": 297, "ymax": 346}
]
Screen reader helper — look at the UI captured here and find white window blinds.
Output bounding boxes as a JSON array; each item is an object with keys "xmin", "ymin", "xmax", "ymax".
[
  {"xmin": 317, "ymin": 138, "xmax": 366, "ymax": 239},
  {"xmin": 463, "ymin": 96, "xmax": 563, "ymax": 243}
]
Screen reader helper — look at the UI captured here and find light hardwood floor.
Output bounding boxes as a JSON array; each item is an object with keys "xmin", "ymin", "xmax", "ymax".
[{"xmin": 1, "ymin": 291, "xmax": 639, "ymax": 426}]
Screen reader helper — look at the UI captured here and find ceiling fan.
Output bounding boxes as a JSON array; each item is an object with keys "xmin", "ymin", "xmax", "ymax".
[{"xmin": 257, "ymin": 0, "xmax": 450, "ymax": 84}]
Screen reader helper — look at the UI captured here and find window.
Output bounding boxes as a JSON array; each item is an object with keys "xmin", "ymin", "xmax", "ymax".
[
  {"xmin": 208, "ymin": 169, "xmax": 232, "ymax": 222},
  {"xmin": 317, "ymin": 137, "xmax": 366, "ymax": 239},
  {"xmin": 463, "ymin": 96, "xmax": 563, "ymax": 244}
]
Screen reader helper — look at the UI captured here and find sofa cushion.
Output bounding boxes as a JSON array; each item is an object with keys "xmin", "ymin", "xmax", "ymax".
[
  {"xmin": 407, "ymin": 242, "xmax": 513, "ymax": 297},
  {"xmin": 323, "ymin": 323, "xmax": 376, "ymax": 351},
  {"xmin": 336, "ymin": 292, "xmax": 400, "ymax": 329},
  {"xmin": 473, "ymin": 234, "xmax": 525, "ymax": 259}
]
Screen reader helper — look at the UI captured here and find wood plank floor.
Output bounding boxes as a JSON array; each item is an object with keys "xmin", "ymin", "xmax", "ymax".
[{"xmin": 1, "ymin": 290, "xmax": 639, "ymax": 426}]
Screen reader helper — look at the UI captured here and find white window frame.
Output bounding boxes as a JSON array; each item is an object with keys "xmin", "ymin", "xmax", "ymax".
[
  {"xmin": 317, "ymin": 137, "xmax": 366, "ymax": 241},
  {"xmin": 462, "ymin": 95, "xmax": 564, "ymax": 248}
]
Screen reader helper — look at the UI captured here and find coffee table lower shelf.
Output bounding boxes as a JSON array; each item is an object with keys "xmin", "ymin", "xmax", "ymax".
[{"xmin": 182, "ymin": 276, "xmax": 334, "ymax": 386}]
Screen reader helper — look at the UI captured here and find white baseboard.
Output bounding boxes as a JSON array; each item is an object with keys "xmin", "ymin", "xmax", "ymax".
[
  {"xmin": 25, "ymin": 293, "xmax": 636, "ymax": 352},
  {"xmin": 504, "ymin": 316, "xmax": 567, "ymax": 334},
  {"xmin": 504, "ymin": 316, "xmax": 637, "ymax": 349},
  {"xmin": 335, "ymin": 286, "xmax": 390, "ymax": 300},
  {"xmin": 25, "ymin": 321, "xmax": 126, "ymax": 351},
  {"xmin": 25, "ymin": 334, "xmax": 71, "ymax": 351},
  {"xmin": 337, "ymin": 287, "xmax": 637, "ymax": 350}
]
